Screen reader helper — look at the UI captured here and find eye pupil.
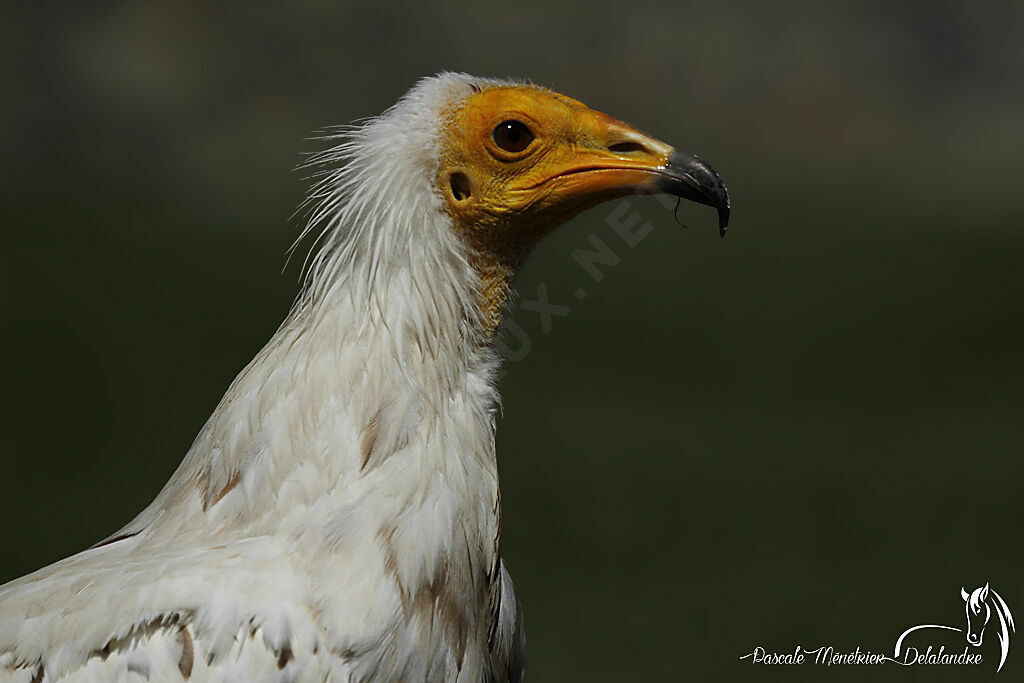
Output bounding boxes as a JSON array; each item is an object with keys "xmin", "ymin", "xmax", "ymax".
[{"xmin": 493, "ymin": 120, "xmax": 534, "ymax": 153}]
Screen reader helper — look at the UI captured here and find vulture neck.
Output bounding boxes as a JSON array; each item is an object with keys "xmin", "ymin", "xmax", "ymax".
[{"xmin": 130, "ymin": 164, "xmax": 509, "ymax": 568}]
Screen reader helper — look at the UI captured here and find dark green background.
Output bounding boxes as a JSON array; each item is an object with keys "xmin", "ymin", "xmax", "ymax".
[{"xmin": 3, "ymin": 2, "xmax": 1022, "ymax": 681}]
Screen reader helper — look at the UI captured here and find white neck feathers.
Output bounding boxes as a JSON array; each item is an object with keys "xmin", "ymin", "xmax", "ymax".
[{"xmin": 122, "ymin": 74, "xmax": 504, "ymax": 539}]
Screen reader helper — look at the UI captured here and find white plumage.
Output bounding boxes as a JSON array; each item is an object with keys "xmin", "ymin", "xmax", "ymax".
[{"xmin": 0, "ymin": 72, "xmax": 728, "ymax": 682}]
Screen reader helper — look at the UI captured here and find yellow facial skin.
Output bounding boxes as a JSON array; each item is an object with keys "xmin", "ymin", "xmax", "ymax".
[
  {"xmin": 437, "ymin": 84, "xmax": 729, "ymax": 332},
  {"xmin": 438, "ymin": 86, "xmax": 676, "ymax": 255}
]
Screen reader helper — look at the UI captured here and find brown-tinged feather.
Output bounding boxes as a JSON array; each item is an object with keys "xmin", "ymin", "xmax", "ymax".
[
  {"xmin": 177, "ymin": 626, "xmax": 194, "ymax": 679},
  {"xmin": 199, "ymin": 469, "xmax": 242, "ymax": 511},
  {"xmin": 360, "ymin": 410, "xmax": 383, "ymax": 472}
]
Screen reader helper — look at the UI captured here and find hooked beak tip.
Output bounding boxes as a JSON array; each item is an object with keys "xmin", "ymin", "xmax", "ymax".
[{"xmin": 660, "ymin": 151, "xmax": 730, "ymax": 237}]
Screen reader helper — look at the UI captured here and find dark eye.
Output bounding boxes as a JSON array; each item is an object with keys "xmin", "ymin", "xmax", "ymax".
[{"xmin": 492, "ymin": 120, "xmax": 534, "ymax": 153}]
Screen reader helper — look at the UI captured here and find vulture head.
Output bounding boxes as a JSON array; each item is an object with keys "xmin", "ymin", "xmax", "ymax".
[
  {"xmin": 301, "ymin": 73, "xmax": 729, "ymax": 334},
  {"xmin": 439, "ymin": 83, "xmax": 729, "ymax": 238}
]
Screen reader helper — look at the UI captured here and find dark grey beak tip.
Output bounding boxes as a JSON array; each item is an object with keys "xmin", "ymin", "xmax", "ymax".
[{"xmin": 660, "ymin": 151, "xmax": 730, "ymax": 237}]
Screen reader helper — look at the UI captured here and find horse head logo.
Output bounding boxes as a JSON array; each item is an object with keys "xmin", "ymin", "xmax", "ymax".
[
  {"xmin": 962, "ymin": 583, "xmax": 992, "ymax": 647},
  {"xmin": 896, "ymin": 583, "xmax": 1015, "ymax": 672},
  {"xmin": 961, "ymin": 583, "xmax": 1014, "ymax": 671}
]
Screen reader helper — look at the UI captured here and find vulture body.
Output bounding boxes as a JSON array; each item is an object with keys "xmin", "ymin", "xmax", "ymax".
[{"xmin": 0, "ymin": 73, "xmax": 728, "ymax": 682}]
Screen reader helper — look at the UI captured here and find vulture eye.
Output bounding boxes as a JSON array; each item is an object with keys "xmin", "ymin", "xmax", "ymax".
[{"xmin": 492, "ymin": 120, "xmax": 534, "ymax": 153}]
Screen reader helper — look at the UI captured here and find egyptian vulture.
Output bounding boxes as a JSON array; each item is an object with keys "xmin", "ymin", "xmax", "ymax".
[{"xmin": 0, "ymin": 73, "xmax": 729, "ymax": 682}]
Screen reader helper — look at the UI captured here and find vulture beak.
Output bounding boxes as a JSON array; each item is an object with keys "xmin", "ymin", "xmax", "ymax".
[
  {"xmin": 656, "ymin": 151, "xmax": 731, "ymax": 236},
  {"xmin": 536, "ymin": 109, "xmax": 731, "ymax": 236}
]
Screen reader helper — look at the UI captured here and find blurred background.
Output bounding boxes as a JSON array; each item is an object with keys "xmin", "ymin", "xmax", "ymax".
[{"xmin": 3, "ymin": 1, "xmax": 1023, "ymax": 680}]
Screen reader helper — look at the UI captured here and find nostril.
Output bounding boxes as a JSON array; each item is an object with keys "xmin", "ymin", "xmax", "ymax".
[{"xmin": 608, "ymin": 141, "xmax": 646, "ymax": 154}]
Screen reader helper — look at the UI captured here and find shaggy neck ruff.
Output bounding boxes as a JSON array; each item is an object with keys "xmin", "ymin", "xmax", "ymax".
[{"xmin": 122, "ymin": 75, "xmax": 510, "ymax": 543}]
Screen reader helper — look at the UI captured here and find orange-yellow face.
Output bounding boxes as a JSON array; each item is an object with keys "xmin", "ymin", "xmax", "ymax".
[{"xmin": 437, "ymin": 85, "xmax": 729, "ymax": 255}]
